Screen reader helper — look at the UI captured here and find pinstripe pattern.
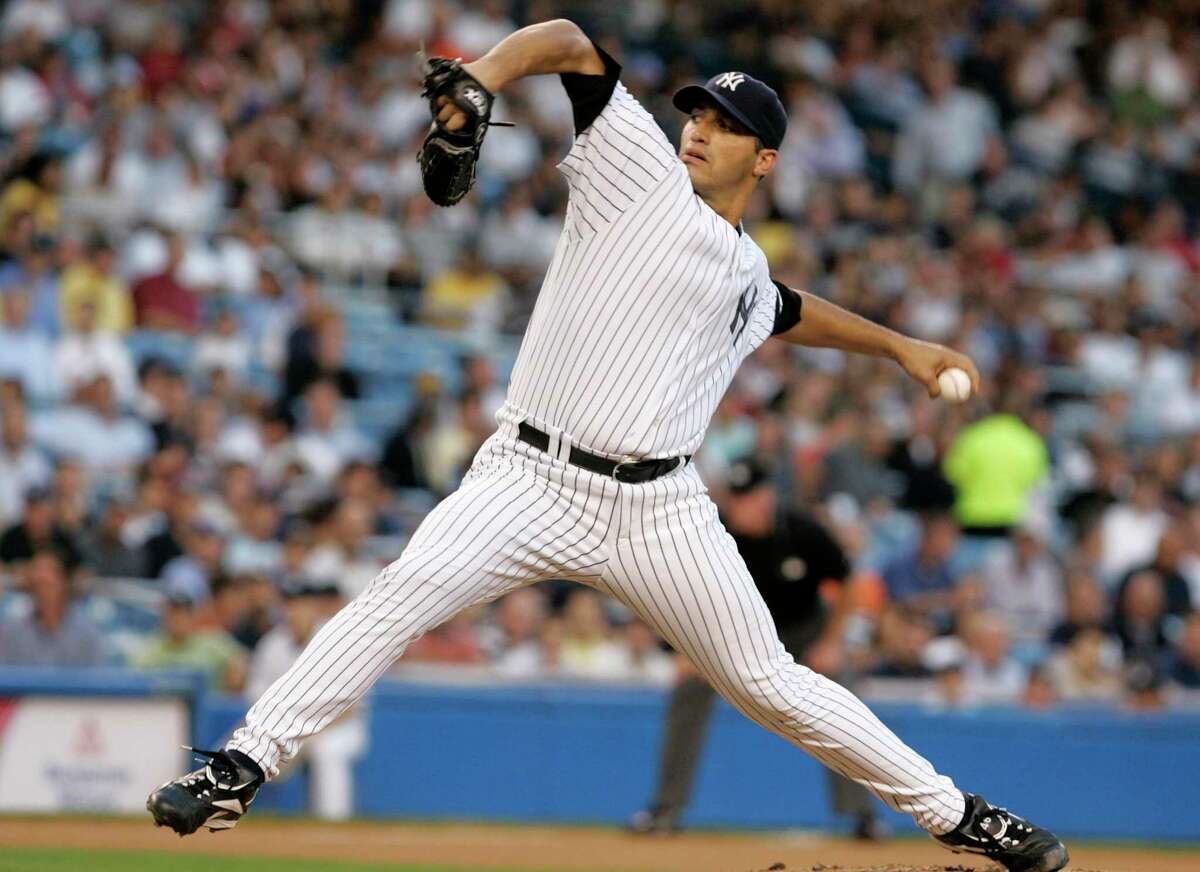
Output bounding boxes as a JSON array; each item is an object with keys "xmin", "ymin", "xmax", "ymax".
[
  {"xmin": 228, "ymin": 420, "xmax": 965, "ymax": 834},
  {"xmin": 226, "ymin": 74, "xmax": 967, "ymax": 838},
  {"xmin": 599, "ymin": 463, "xmax": 964, "ymax": 833},
  {"xmin": 506, "ymin": 84, "xmax": 778, "ymax": 461}
]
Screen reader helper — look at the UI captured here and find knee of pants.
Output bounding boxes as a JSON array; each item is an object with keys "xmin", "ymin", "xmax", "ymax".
[{"xmin": 721, "ymin": 658, "xmax": 813, "ymax": 718}]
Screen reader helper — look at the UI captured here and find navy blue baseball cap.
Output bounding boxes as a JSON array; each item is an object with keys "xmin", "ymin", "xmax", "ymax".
[{"xmin": 673, "ymin": 72, "xmax": 788, "ymax": 150}]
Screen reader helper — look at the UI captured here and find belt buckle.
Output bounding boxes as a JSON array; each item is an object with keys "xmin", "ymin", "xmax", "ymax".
[{"xmin": 612, "ymin": 459, "xmax": 638, "ymax": 483}]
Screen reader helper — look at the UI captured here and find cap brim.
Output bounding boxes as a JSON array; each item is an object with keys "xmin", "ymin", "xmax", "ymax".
[{"xmin": 672, "ymin": 85, "xmax": 766, "ymax": 145}]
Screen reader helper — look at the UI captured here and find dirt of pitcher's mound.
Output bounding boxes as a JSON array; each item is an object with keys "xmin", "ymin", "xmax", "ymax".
[{"xmin": 748, "ymin": 866, "xmax": 1109, "ymax": 872}]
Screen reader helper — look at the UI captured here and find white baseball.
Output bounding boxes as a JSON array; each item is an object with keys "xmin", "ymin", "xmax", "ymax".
[{"xmin": 937, "ymin": 367, "xmax": 972, "ymax": 403}]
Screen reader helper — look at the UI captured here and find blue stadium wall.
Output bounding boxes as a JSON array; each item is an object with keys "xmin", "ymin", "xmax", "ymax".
[{"xmin": 2, "ymin": 669, "xmax": 1197, "ymax": 841}]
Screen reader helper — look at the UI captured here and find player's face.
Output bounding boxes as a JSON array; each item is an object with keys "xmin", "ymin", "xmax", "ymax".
[{"xmin": 680, "ymin": 105, "xmax": 764, "ymax": 194}]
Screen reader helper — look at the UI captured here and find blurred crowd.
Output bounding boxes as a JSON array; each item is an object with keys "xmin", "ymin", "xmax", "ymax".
[{"xmin": 0, "ymin": 0, "xmax": 1199, "ymax": 712}]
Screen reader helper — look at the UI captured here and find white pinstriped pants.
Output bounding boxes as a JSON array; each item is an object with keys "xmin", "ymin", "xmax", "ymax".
[{"xmin": 228, "ymin": 418, "xmax": 966, "ymax": 833}]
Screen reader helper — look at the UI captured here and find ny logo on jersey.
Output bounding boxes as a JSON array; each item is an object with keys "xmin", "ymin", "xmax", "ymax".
[
  {"xmin": 713, "ymin": 72, "xmax": 747, "ymax": 91},
  {"xmin": 730, "ymin": 283, "xmax": 758, "ymax": 343}
]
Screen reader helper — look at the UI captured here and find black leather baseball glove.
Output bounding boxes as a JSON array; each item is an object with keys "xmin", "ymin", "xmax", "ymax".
[{"xmin": 418, "ymin": 57, "xmax": 501, "ymax": 207}]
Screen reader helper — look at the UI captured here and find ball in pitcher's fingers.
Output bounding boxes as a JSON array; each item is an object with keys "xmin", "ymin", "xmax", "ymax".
[{"xmin": 937, "ymin": 367, "xmax": 972, "ymax": 403}]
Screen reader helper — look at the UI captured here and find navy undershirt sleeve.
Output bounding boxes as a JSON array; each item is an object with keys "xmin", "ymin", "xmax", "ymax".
[
  {"xmin": 559, "ymin": 41, "xmax": 622, "ymax": 136},
  {"xmin": 771, "ymin": 280, "xmax": 803, "ymax": 335}
]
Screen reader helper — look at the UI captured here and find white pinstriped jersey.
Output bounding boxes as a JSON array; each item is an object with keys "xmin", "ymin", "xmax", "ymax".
[
  {"xmin": 503, "ymin": 81, "xmax": 782, "ymax": 461},
  {"xmin": 226, "ymin": 46, "xmax": 969, "ymax": 838}
]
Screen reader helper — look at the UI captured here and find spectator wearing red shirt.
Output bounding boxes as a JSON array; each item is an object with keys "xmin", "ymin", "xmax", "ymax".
[
  {"xmin": 140, "ymin": 21, "xmax": 185, "ymax": 98},
  {"xmin": 132, "ymin": 232, "xmax": 199, "ymax": 333}
]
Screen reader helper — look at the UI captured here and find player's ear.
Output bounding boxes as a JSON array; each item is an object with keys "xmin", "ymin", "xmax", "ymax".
[{"xmin": 753, "ymin": 148, "xmax": 778, "ymax": 181}]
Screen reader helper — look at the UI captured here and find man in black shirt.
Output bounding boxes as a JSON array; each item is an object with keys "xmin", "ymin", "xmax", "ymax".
[{"xmin": 631, "ymin": 458, "xmax": 880, "ymax": 838}]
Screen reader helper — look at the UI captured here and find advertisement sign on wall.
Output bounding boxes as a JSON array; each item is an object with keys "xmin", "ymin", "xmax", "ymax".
[{"xmin": 0, "ymin": 696, "xmax": 187, "ymax": 812}]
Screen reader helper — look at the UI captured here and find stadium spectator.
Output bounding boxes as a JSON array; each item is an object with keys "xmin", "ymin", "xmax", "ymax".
[
  {"xmin": 885, "ymin": 398, "xmax": 956, "ymax": 512},
  {"xmin": 1021, "ymin": 666, "xmax": 1058, "ymax": 710},
  {"xmin": 0, "ymin": 154, "xmax": 60, "ymax": 236},
  {"xmin": 867, "ymin": 607, "xmax": 935, "ymax": 680},
  {"xmin": 292, "ymin": 377, "xmax": 374, "ymax": 483},
  {"xmin": 484, "ymin": 588, "xmax": 549, "ymax": 679},
  {"xmin": 942, "ymin": 397, "xmax": 1048, "ymax": 537},
  {"xmin": 421, "ymin": 246, "xmax": 510, "ymax": 333},
  {"xmin": 458, "ymin": 353, "xmax": 506, "ymax": 424},
  {"xmin": 880, "ymin": 511, "xmax": 964, "ymax": 629},
  {"xmin": 402, "ymin": 608, "xmax": 487, "ymax": 665},
  {"xmin": 78, "ymin": 496, "xmax": 146, "ymax": 578},
  {"xmin": 1112, "ymin": 570, "xmax": 1173, "ymax": 670},
  {"xmin": 893, "ymin": 56, "xmax": 998, "ymax": 196},
  {"xmin": 1046, "ymin": 628, "xmax": 1124, "ymax": 703},
  {"xmin": 980, "ymin": 521, "xmax": 1065, "ymax": 648},
  {"xmin": 958, "ymin": 610, "xmax": 1027, "ymax": 707},
  {"xmin": 0, "ymin": 550, "xmax": 103, "ymax": 667},
  {"xmin": 192, "ymin": 307, "xmax": 252, "ymax": 385},
  {"xmin": 159, "ymin": 518, "xmax": 227, "ymax": 605},
  {"xmin": 0, "ymin": 391, "xmax": 52, "ymax": 527},
  {"xmin": 818, "ymin": 410, "xmax": 905, "ymax": 505},
  {"xmin": 49, "ymin": 457, "xmax": 86, "ymax": 535},
  {"xmin": 1059, "ymin": 441, "xmax": 1127, "ymax": 536},
  {"xmin": 283, "ymin": 308, "xmax": 361, "ymax": 405},
  {"xmin": 0, "ymin": 232, "xmax": 60, "ymax": 335},
  {"xmin": 225, "ymin": 498, "xmax": 283, "ymax": 578},
  {"xmin": 201, "ymin": 461, "xmax": 259, "ymax": 539},
  {"xmin": 558, "ymin": 589, "xmax": 629, "ymax": 681},
  {"xmin": 52, "ymin": 300, "xmax": 138, "ymax": 404},
  {"xmin": 1098, "ymin": 474, "xmax": 1169, "ymax": 587},
  {"xmin": 301, "ymin": 498, "xmax": 381, "ymax": 600},
  {"xmin": 136, "ymin": 359, "xmax": 191, "ymax": 448},
  {"xmin": 619, "ymin": 618, "xmax": 675, "ymax": 685},
  {"xmin": 335, "ymin": 461, "xmax": 399, "ymax": 536},
  {"xmin": 2, "ymin": 0, "xmax": 67, "ymax": 43},
  {"xmin": 59, "ymin": 236, "xmax": 132, "ymax": 333},
  {"xmin": 0, "ymin": 485, "xmax": 80, "ymax": 578},
  {"xmin": 1124, "ymin": 660, "xmax": 1168, "ymax": 712},
  {"xmin": 424, "ymin": 389, "xmax": 493, "ymax": 495},
  {"xmin": 1115, "ymin": 524, "xmax": 1195, "ymax": 618},
  {"xmin": 29, "ymin": 373, "xmax": 153, "ymax": 475},
  {"xmin": 130, "ymin": 232, "xmax": 200, "ymax": 333},
  {"xmin": 129, "ymin": 585, "xmax": 247, "ymax": 692},
  {"xmin": 380, "ymin": 399, "xmax": 436, "ymax": 492},
  {"xmin": 0, "ymin": 289, "xmax": 61, "ymax": 402},
  {"xmin": 1049, "ymin": 570, "xmax": 1115, "ymax": 647}
]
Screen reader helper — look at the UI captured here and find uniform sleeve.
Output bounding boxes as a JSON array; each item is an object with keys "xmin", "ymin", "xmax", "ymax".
[
  {"xmin": 556, "ymin": 42, "xmax": 679, "ymax": 233},
  {"xmin": 771, "ymin": 280, "xmax": 803, "ymax": 335}
]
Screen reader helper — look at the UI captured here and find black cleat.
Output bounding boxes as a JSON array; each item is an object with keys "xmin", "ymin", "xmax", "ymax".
[
  {"xmin": 935, "ymin": 793, "xmax": 1069, "ymax": 872},
  {"xmin": 147, "ymin": 747, "xmax": 263, "ymax": 835}
]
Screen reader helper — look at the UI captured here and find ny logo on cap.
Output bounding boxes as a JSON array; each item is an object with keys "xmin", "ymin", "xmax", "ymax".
[{"xmin": 713, "ymin": 72, "xmax": 747, "ymax": 91}]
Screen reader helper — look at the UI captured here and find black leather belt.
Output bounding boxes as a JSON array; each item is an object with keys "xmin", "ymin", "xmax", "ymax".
[{"xmin": 517, "ymin": 422, "xmax": 689, "ymax": 484}]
